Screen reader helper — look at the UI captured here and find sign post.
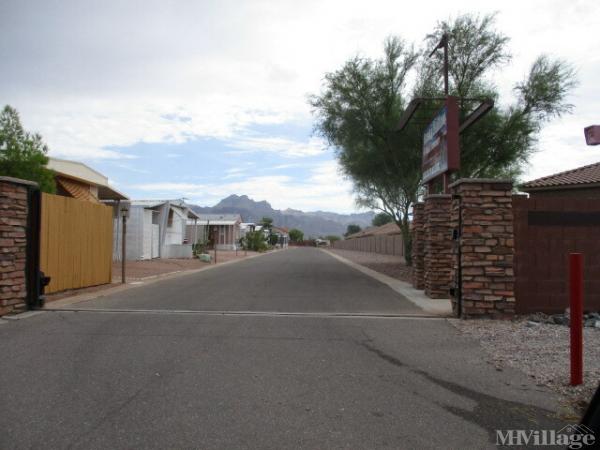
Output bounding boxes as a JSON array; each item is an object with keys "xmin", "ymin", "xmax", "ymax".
[
  {"xmin": 422, "ymin": 96, "xmax": 460, "ymax": 193},
  {"xmin": 570, "ymin": 253, "xmax": 584, "ymax": 386}
]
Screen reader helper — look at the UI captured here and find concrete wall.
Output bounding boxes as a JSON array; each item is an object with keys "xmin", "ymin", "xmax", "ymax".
[{"xmin": 332, "ymin": 235, "xmax": 404, "ymax": 257}]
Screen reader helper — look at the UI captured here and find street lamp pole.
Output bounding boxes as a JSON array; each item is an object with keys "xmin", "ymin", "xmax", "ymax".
[{"xmin": 120, "ymin": 205, "xmax": 129, "ymax": 284}]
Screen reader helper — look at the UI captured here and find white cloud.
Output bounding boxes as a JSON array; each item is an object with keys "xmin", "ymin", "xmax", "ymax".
[
  {"xmin": 2, "ymin": 0, "xmax": 599, "ymax": 202},
  {"xmin": 6, "ymin": 0, "xmax": 596, "ymax": 164},
  {"xmin": 130, "ymin": 160, "xmax": 357, "ymax": 213},
  {"xmin": 226, "ymin": 136, "xmax": 325, "ymax": 158}
]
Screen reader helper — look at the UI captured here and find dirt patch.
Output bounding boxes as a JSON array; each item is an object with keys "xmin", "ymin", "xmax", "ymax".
[{"xmin": 327, "ymin": 249, "xmax": 412, "ymax": 283}]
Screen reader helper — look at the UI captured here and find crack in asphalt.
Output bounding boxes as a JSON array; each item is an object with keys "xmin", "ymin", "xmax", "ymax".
[{"xmin": 357, "ymin": 340, "xmax": 564, "ymax": 444}]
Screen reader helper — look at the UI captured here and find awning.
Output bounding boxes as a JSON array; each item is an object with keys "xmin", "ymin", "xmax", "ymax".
[{"xmin": 98, "ymin": 184, "xmax": 129, "ymax": 201}]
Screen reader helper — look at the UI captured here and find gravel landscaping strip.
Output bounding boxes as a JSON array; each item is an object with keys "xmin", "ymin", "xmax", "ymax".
[{"xmin": 452, "ymin": 318, "xmax": 600, "ymax": 417}]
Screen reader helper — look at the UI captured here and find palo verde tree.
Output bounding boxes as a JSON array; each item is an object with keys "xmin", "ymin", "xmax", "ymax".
[
  {"xmin": 372, "ymin": 212, "xmax": 393, "ymax": 227},
  {"xmin": 0, "ymin": 105, "xmax": 55, "ymax": 192},
  {"xmin": 419, "ymin": 14, "xmax": 577, "ymax": 180},
  {"xmin": 310, "ymin": 13, "xmax": 576, "ymax": 265}
]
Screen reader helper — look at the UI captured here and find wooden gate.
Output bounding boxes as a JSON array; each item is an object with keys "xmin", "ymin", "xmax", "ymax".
[{"xmin": 40, "ymin": 193, "xmax": 113, "ymax": 294}]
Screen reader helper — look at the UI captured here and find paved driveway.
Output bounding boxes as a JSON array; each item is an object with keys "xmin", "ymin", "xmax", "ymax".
[{"xmin": 0, "ymin": 248, "xmax": 566, "ymax": 449}]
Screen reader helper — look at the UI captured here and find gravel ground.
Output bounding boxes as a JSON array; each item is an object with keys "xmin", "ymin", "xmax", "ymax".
[
  {"xmin": 452, "ymin": 318, "xmax": 600, "ymax": 417},
  {"xmin": 327, "ymin": 248, "xmax": 412, "ymax": 283}
]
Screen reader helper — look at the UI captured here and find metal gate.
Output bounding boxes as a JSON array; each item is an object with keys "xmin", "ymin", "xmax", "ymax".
[{"xmin": 25, "ymin": 185, "xmax": 44, "ymax": 309}]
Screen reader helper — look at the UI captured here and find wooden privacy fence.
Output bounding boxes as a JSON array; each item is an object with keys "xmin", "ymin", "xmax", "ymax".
[
  {"xmin": 333, "ymin": 234, "xmax": 404, "ymax": 257},
  {"xmin": 40, "ymin": 193, "xmax": 113, "ymax": 294}
]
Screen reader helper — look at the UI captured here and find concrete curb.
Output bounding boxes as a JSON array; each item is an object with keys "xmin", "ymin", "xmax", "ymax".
[
  {"xmin": 45, "ymin": 249, "xmax": 287, "ymax": 310},
  {"xmin": 44, "ymin": 308, "xmax": 447, "ymax": 320},
  {"xmin": 321, "ymin": 249, "xmax": 453, "ymax": 317},
  {"xmin": 1, "ymin": 311, "xmax": 45, "ymax": 321}
]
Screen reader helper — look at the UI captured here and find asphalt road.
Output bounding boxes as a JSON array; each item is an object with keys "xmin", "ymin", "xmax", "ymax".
[
  {"xmin": 58, "ymin": 247, "xmax": 423, "ymax": 314},
  {"xmin": 0, "ymin": 248, "xmax": 566, "ymax": 449}
]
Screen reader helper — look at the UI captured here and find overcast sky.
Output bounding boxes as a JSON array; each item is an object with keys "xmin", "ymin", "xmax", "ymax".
[{"xmin": 1, "ymin": 0, "xmax": 599, "ymax": 213}]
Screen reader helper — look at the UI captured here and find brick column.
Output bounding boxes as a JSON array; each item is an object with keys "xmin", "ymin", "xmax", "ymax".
[
  {"xmin": 450, "ymin": 179, "xmax": 515, "ymax": 318},
  {"xmin": 411, "ymin": 202, "xmax": 425, "ymax": 289},
  {"xmin": 424, "ymin": 194, "xmax": 452, "ymax": 299},
  {"xmin": 0, "ymin": 177, "xmax": 35, "ymax": 316}
]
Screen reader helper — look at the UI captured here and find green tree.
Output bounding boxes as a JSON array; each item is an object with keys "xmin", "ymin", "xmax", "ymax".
[
  {"xmin": 259, "ymin": 217, "xmax": 273, "ymax": 230},
  {"xmin": 325, "ymin": 235, "xmax": 341, "ymax": 242},
  {"xmin": 289, "ymin": 228, "xmax": 304, "ymax": 242},
  {"xmin": 0, "ymin": 105, "xmax": 55, "ymax": 192},
  {"xmin": 259, "ymin": 217, "xmax": 274, "ymax": 247},
  {"xmin": 310, "ymin": 13, "xmax": 576, "ymax": 265},
  {"xmin": 372, "ymin": 212, "xmax": 393, "ymax": 227},
  {"xmin": 344, "ymin": 224, "xmax": 361, "ymax": 237},
  {"xmin": 242, "ymin": 230, "xmax": 268, "ymax": 252},
  {"xmin": 419, "ymin": 14, "xmax": 577, "ymax": 180}
]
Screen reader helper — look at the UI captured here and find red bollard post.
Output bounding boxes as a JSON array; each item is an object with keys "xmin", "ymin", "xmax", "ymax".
[{"xmin": 569, "ymin": 253, "xmax": 584, "ymax": 386}]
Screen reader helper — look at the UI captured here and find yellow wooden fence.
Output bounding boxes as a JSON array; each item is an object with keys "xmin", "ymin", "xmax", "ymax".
[{"xmin": 40, "ymin": 193, "xmax": 113, "ymax": 294}]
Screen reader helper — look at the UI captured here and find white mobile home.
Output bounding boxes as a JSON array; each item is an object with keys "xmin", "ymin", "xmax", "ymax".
[
  {"xmin": 125, "ymin": 200, "xmax": 199, "ymax": 260},
  {"xmin": 186, "ymin": 214, "xmax": 242, "ymax": 251}
]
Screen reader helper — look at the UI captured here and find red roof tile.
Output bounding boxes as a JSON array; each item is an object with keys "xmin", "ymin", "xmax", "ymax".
[{"xmin": 520, "ymin": 162, "xmax": 600, "ymax": 190}]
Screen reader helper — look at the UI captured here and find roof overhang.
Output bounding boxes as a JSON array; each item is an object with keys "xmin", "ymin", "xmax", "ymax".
[
  {"xmin": 520, "ymin": 182, "xmax": 600, "ymax": 193},
  {"xmin": 97, "ymin": 184, "xmax": 129, "ymax": 201},
  {"xmin": 186, "ymin": 209, "xmax": 200, "ymax": 220},
  {"xmin": 190, "ymin": 220, "xmax": 239, "ymax": 226},
  {"xmin": 51, "ymin": 167, "xmax": 129, "ymax": 201}
]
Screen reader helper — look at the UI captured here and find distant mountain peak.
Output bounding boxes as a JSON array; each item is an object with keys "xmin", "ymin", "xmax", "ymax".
[
  {"xmin": 190, "ymin": 194, "xmax": 374, "ymax": 238},
  {"xmin": 214, "ymin": 194, "xmax": 273, "ymax": 211}
]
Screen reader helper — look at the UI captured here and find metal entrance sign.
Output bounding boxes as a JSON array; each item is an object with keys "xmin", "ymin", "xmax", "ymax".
[
  {"xmin": 422, "ymin": 96, "xmax": 459, "ymax": 184},
  {"xmin": 585, "ymin": 125, "xmax": 600, "ymax": 146}
]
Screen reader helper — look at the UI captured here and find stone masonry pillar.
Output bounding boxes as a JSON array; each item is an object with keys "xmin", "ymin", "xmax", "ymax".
[
  {"xmin": 0, "ymin": 177, "xmax": 36, "ymax": 316},
  {"xmin": 411, "ymin": 202, "xmax": 425, "ymax": 289},
  {"xmin": 450, "ymin": 179, "xmax": 515, "ymax": 318},
  {"xmin": 423, "ymin": 194, "xmax": 452, "ymax": 299}
]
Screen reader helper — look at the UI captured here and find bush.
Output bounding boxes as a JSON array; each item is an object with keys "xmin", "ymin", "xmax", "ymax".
[{"xmin": 241, "ymin": 231, "xmax": 268, "ymax": 252}]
